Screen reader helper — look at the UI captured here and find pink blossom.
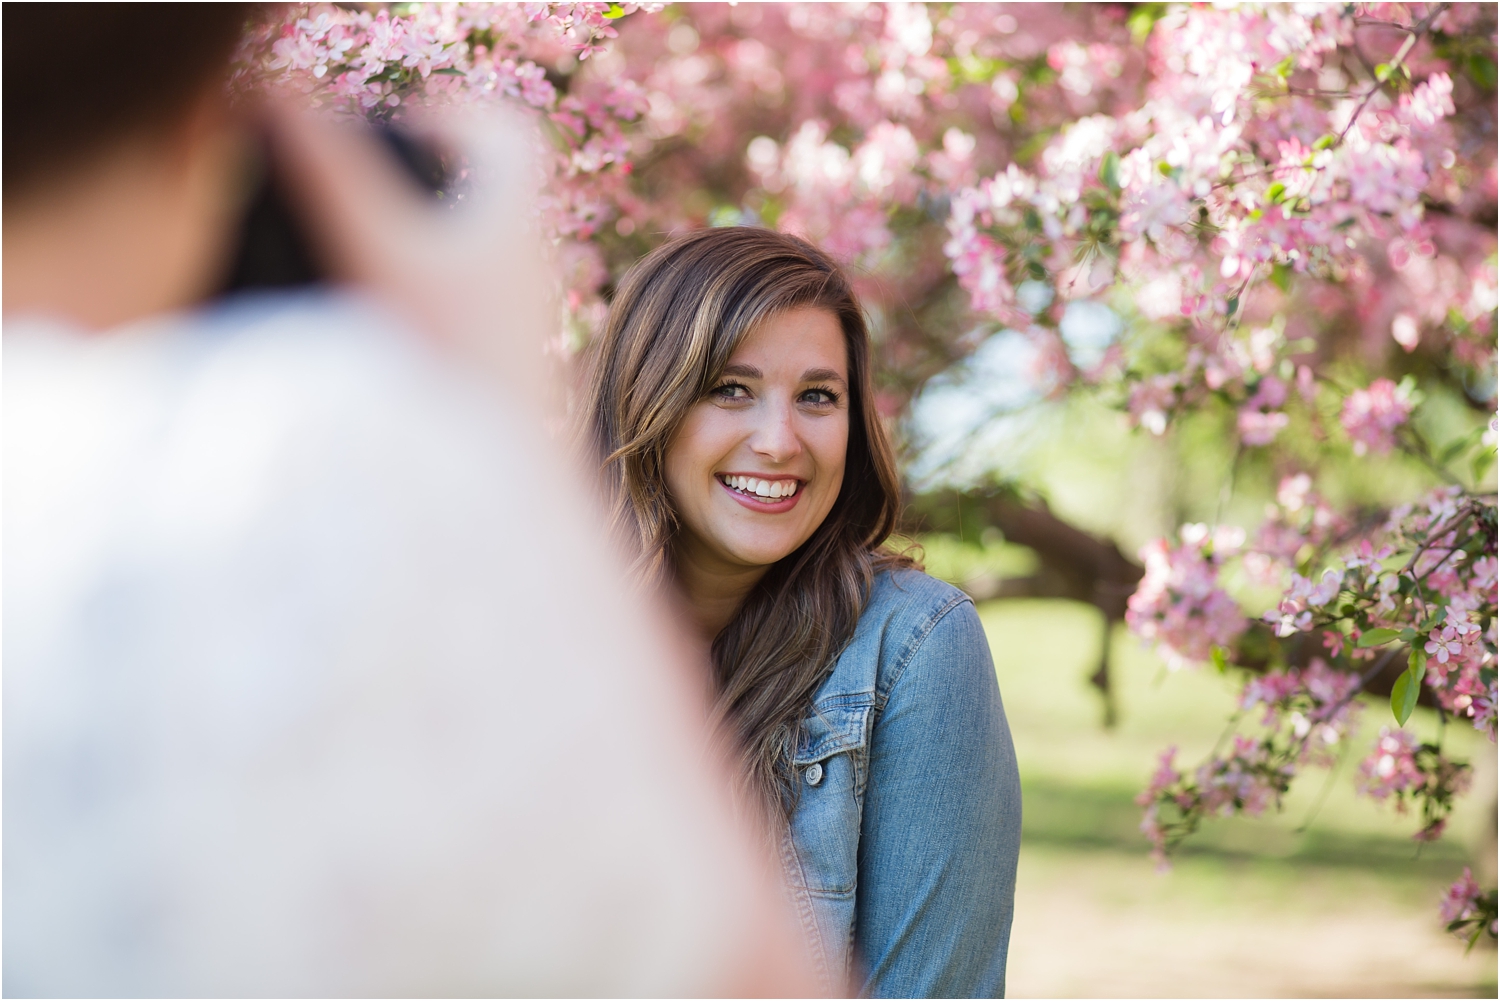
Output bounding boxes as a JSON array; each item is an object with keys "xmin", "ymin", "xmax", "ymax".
[
  {"xmin": 1440, "ymin": 868, "xmax": 1484, "ymax": 924},
  {"xmin": 1399, "ymin": 73, "xmax": 1456, "ymax": 130},
  {"xmin": 1237, "ymin": 407, "xmax": 1290, "ymax": 446},
  {"xmin": 1127, "ymin": 528, "xmax": 1247, "ymax": 670},
  {"xmin": 1127, "ymin": 375, "xmax": 1178, "ymax": 435},
  {"xmin": 1137, "ymin": 747, "xmax": 1184, "ymax": 810},
  {"xmin": 1195, "ymin": 736, "xmax": 1285, "ymax": 818},
  {"xmin": 1390, "ymin": 312, "xmax": 1421, "ymax": 352},
  {"xmin": 1265, "ymin": 569, "xmax": 1343, "ymax": 637},
  {"xmin": 1356, "ymin": 727, "xmax": 1422, "ymax": 801},
  {"xmin": 1339, "ymin": 378, "xmax": 1414, "ymax": 455}
]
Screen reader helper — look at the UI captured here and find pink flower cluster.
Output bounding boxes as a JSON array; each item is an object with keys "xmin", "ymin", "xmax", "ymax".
[
  {"xmin": 1243, "ymin": 473, "xmax": 1346, "ymax": 588},
  {"xmin": 1127, "ymin": 525, "xmax": 1248, "ymax": 670},
  {"xmin": 1265, "ymin": 568, "xmax": 1344, "ymax": 637},
  {"xmin": 943, "ymin": 168, "xmax": 1039, "ymax": 327},
  {"xmin": 1136, "ymin": 746, "xmax": 1184, "ymax": 863},
  {"xmin": 748, "ymin": 120, "xmax": 921, "ymax": 264},
  {"xmin": 932, "ymin": 3, "xmax": 1492, "ymax": 449},
  {"xmin": 1356, "ymin": 726, "xmax": 1473, "ymax": 841},
  {"xmin": 1382, "ymin": 490, "xmax": 1499, "ymax": 740},
  {"xmin": 1195, "ymin": 736, "xmax": 1289, "ymax": 819},
  {"xmin": 1239, "ymin": 658, "xmax": 1362, "ymax": 764},
  {"xmin": 1138, "ymin": 736, "xmax": 1294, "ymax": 865},
  {"xmin": 242, "ymin": 2, "xmax": 660, "ymax": 334},
  {"xmin": 1356, "ymin": 726, "xmax": 1424, "ymax": 801},
  {"xmin": 1441, "ymin": 868, "xmax": 1485, "ymax": 924},
  {"xmin": 1439, "ymin": 866, "xmax": 1497, "ymax": 946},
  {"xmin": 1339, "ymin": 378, "xmax": 1415, "ymax": 456},
  {"xmin": 252, "ymin": 4, "xmax": 641, "ymax": 112},
  {"xmin": 1423, "ymin": 604, "xmax": 1497, "ymax": 738}
]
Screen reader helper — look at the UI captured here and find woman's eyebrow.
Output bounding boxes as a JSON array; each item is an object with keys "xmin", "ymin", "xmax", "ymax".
[
  {"xmin": 722, "ymin": 363, "xmax": 762, "ymax": 379},
  {"xmin": 802, "ymin": 367, "xmax": 847, "ymax": 386}
]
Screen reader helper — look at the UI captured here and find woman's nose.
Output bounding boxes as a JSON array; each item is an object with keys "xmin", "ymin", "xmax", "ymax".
[{"xmin": 748, "ymin": 400, "xmax": 802, "ymax": 463}]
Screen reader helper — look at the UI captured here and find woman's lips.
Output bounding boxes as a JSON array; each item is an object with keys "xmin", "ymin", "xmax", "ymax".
[{"xmin": 716, "ymin": 474, "xmax": 804, "ymax": 513}]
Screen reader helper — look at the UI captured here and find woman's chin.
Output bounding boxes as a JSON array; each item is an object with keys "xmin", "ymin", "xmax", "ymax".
[{"xmin": 719, "ymin": 535, "xmax": 806, "ymax": 570}]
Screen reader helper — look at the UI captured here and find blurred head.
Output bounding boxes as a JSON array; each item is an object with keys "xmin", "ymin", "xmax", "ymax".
[
  {"xmin": 3, "ymin": 4, "xmax": 257, "ymax": 329},
  {"xmin": 583, "ymin": 226, "xmax": 908, "ymax": 809}
]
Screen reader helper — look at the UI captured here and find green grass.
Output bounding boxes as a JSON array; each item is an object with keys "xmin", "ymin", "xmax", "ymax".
[{"xmin": 970, "ymin": 597, "xmax": 1498, "ymax": 998}]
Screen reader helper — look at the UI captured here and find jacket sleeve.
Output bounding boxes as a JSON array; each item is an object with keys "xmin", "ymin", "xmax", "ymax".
[{"xmin": 855, "ymin": 596, "xmax": 1022, "ymax": 998}]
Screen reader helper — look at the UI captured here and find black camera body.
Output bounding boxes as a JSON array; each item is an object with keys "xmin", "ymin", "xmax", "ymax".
[{"xmin": 219, "ymin": 125, "xmax": 449, "ymax": 294}]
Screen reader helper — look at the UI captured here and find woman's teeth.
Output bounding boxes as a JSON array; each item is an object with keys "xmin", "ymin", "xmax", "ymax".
[{"xmin": 721, "ymin": 475, "xmax": 800, "ymax": 500}]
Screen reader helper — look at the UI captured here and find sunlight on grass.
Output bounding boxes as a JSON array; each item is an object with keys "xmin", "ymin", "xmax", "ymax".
[{"xmin": 976, "ymin": 598, "xmax": 1498, "ymax": 999}]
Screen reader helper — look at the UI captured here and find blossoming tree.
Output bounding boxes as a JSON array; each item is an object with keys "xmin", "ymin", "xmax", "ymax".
[{"xmin": 245, "ymin": 1, "xmax": 1497, "ymax": 945}]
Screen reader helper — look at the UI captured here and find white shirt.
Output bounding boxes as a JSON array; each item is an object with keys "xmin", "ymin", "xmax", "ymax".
[{"xmin": 4, "ymin": 293, "xmax": 778, "ymax": 996}]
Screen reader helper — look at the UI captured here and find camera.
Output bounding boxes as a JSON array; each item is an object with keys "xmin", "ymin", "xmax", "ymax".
[{"xmin": 218, "ymin": 124, "xmax": 451, "ymax": 294}]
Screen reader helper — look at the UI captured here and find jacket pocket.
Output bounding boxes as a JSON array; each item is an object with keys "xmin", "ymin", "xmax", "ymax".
[
  {"xmin": 787, "ymin": 694, "xmax": 872, "ymax": 897},
  {"xmin": 794, "ymin": 694, "xmax": 873, "ymax": 769}
]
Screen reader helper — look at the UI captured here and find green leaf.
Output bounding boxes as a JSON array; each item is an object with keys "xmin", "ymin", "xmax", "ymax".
[
  {"xmin": 603, "ymin": 3, "xmax": 626, "ymax": 18},
  {"xmin": 1313, "ymin": 134, "xmax": 1337, "ymax": 150},
  {"xmin": 951, "ymin": 54, "xmax": 1005, "ymax": 84},
  {"xmin": 1357, "ymin": 628, "xmax": 1402, "ymax": 648},
  {"xmin": 1099, "ymin": 150, "xmax": 1121, "ymax": 192},
  {"xmin": 1466, "ymin": 54, "xmax": 1497, "ymax": 90},
  {"xmin": 1474, "ymin": 449, "xmax": 1495, "ymax": 483},
  {"xmin": 1211, "ymin": 645, "xmax": 1228, "ymax": 674},
  {"xmin": 1439, "ymin": 432, "xmax": 1475, "ymax": 464},
  {"xmin": 1265, "ymin": 181, "xmax": 1287, "ymax": 204},
  {"xmin": 1274, "ymin": 55, "xmax": 1295, "ymax": 79},
  {"xmin": 1271, "ymin": 263, "xmax": 1292, "ymax": 292},
  {"xmin": 1375, "ymin": 63, "xmax": 1393, "ymax": 83},
  {"xmin": 1127, "ymin": 3, "xmax": 1166, "ymax": 44},
  {"xmin": 1391, "ymin": 667, "xmax": 1420, "ymax": 726},
  {"xmin": 432, "ymin": 66, "xmax": 465, "ymax": 76},
  {"xmin": 1226, "ymin": 295, "xmax": 1240, "ymax": 316}
]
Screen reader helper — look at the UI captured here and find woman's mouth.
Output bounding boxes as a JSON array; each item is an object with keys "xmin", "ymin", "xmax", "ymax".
[{"xmin": 717, "ymin": 474, "xmax": 804, "ymax": 512}]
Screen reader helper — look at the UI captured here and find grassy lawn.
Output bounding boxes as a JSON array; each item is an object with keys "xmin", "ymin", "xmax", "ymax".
[{"xmin": 974, "ymin": 597, "xmax": 1498, "ymax": 999}]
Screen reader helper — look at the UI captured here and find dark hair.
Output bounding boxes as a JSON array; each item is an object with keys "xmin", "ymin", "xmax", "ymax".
[
  {"xmin": 582, "ymin": 227, "xmax": 911, "ymax": 813},
  {"xmin": 2, "ymin": 3, "xmax": 257, "ymax": 194}
]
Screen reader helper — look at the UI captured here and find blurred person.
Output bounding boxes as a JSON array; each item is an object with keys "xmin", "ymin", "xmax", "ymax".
[
  {"xmin": 581, "ymin": 227, "xmax": 1023, "ymax": 998},
  {"xmin": 3, "ymin": 5, "xmax": 819, "ymax": 997}
]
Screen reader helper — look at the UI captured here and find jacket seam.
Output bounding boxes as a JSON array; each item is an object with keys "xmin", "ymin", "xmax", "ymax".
[
  {"xmin": 780, "ymin": 827, "xmax": 832, "ymax": 985},
  {"xmin": 876, "ymin": 591, "xmax": 971, "ymax": 711}
]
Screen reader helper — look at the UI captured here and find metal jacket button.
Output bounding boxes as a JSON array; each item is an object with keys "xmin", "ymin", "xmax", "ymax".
[{"xmin": 804, "ymin": 762, "xmax": 823, "ymax": 786}]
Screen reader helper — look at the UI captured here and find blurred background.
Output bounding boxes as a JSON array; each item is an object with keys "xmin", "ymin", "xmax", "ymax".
[{"xmin": 913, "ymin": 401, "xmax": 1496, "ymax": 997}]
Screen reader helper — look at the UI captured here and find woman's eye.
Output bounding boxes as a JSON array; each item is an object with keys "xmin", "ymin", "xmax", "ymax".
[
  {"xmin": 800, "ymin": 388, "xmax": 839, "ymax": 406},
  {"xmin": 710, "ymin": 382, "xmax": 751, "ymax": 401}
]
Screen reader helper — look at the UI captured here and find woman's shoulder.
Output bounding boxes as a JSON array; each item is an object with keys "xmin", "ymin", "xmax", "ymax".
[
  {"xmin": 862, "ymin": 566, "xmax": 972, "ymax": 632},
  {"xmin": 818, "ymin": 566, "xmax": 983, "ymax": 704}
]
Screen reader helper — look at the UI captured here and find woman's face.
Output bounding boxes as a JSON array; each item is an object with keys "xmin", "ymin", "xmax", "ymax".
[{"xmin": 665, "ymin": 306, "xmax": 850, "ymax": 576}]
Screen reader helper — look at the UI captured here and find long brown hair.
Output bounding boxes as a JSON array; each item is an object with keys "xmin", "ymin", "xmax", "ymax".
[{"xmin": 581, "ymin": 227, "xmax": 910, "ymax": 812}]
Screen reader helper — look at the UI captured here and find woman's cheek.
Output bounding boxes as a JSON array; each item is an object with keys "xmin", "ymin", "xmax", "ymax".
[{"xmin": 810, "ymin": 416, "xmax": 850, "ymax": 494}]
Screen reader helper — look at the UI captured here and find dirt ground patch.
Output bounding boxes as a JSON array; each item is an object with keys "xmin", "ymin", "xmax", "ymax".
[{"xmin": 1007, "ymin": 845, "xmax": 1496, "ymax": 998}]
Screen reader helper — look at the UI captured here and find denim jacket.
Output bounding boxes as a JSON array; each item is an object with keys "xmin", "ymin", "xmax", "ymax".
[{"xmin": 782, "ymin": 569, "xmax": 1021, "ymax": 998}]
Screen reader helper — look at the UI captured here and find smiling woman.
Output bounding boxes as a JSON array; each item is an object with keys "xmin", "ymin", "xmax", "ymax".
[
  {"xmin": 665, "ymin": 307, "xmax": 850, "ymax": 616},
  {"xmin": 581, "ymin": 227, "xmax": 1022, "ymax": 997}
]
